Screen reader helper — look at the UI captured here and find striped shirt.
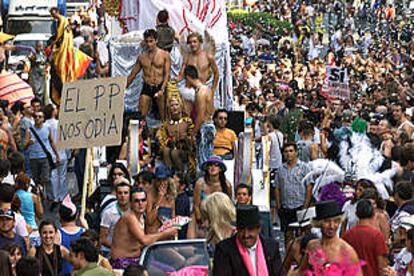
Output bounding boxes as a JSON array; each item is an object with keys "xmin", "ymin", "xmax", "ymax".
[{"xmin": 275, "ymin": 160, "xmax": 311, "ymax": 209}]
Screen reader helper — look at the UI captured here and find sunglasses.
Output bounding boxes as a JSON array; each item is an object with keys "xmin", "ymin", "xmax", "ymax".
[{"xmin": 133, "ymin": 198, "xmax": 147, "ymax": 203}]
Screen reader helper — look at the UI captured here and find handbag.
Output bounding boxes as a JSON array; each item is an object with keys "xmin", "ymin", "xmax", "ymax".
[{"xmin": 29, "ymin": 127, "xmax": 56, "ymax": 170}]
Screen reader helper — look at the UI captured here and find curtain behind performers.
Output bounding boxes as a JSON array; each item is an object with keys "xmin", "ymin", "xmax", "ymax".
[{"xmin": 51, "ymin": 14, "xmax": 92, "ymax": 105}]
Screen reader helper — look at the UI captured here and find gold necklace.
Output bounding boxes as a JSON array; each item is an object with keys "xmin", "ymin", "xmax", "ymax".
[{"xmin": 169, "ymin": 118, "xmax": 183, "ymax": 125}]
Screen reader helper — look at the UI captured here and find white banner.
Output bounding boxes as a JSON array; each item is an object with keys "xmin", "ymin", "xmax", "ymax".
[
  {"xmin": 110, "ymin": 31, "xmax": 234, "ymax": 112},
  {"xmin": 57, "ymin": 77, "xmax": 126, "ymax": 149},
  {"xmin": 321, "ymin": 66, "xmax": 350, "ymax": 100},
  {"xmin": 121, "ymin": 0, "xmax": 229, "ymax": 44}
]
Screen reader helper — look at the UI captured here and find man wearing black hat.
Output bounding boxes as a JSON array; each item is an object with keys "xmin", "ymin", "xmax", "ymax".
[
  {"xmin": 213, "ymin": 205, "xmax": 284, "ymax": 276},
  {"xmin": 306, "ymin": 200, "xmax": 361, "ymax": 275}
]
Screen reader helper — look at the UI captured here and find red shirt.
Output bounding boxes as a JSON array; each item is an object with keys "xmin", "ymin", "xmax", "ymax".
[{"xmin": 343, "ymin": 224, "xmax": 388, "ymax": 276}]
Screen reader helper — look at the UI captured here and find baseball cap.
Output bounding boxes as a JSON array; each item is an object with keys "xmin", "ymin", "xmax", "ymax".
[{"xmin": 0, "ymin": 208, "xmax": 14, "ymax": 219}]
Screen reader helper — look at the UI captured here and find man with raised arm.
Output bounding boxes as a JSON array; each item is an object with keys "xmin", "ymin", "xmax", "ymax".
[
  {"xmin": 111, "ymin": 188, "xmax": 178, "ymax": 271},
  {"xmin": 127, "ymin": 29, "xmax": 171, "ymax": 120}
]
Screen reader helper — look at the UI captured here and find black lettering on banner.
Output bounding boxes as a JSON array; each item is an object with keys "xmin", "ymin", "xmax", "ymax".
[
  {"xmin": 75, "ymin": 122, "xmax": 81, "ymax": 137},
  {"xmin": 84, "ymin": 120, "xmax": 94, "ymax": 139},
  {"xmin": 328, "ymin": 68, "xmax": 346, "ymax": 83},
  {"xmin": 339, "ymin": 70, "xmax": 346, "ymax": 83},
  {"xmin": 94, "ymin": 112, "xmax": 106, "ymax": 138},
  {"xmin": 63, "ymin": 88, "xmax": 76, "ymax": 112},
  {"xmin": 103, "ymin": 112, "xmax": 107, "ymax": 134},
  {"xmin": 76, "ymin": 88, "xmax": 86, "ymax": 112},
  {"xmin": 94, "ymin": 85, "xmax": 105, "ymax": 110},
  {"xmin": 108, "ymin": 83, "xmax": 121, "ymax": 109},
  {"xmin": 108, "ymin": 114, "xmax": 118, "ymax": 135},
  {"xmin": 59, "ymin": 78, "xmax": 126, "ymax": 147},
  {"xmin": 329, "ymin": 68, "xmax": 340, "ymax": 82},
  {"xmin": 94, "ymin": 117, "xmax": 102, "ymax": 138},
  {"xmin": 59, "ymin": 124, "xmax": 68, "ymax": 141},
  {"xmin": 68, "ymin": 124, "xmax": 75, "ymax": 138}
]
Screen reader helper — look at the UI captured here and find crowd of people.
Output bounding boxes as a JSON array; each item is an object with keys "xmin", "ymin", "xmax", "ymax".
[
  {"xmin": 0, "ymin": 0, "xmax": 413, "ymax": 275},
  {"xmin": 226, "ymin": 0, "xmax": 414, "ymax": 275}
]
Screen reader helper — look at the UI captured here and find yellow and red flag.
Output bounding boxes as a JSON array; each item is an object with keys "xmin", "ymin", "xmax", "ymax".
[{"xmin": 51, "ymin": 14, "xmax": 92, "ymax": 105}]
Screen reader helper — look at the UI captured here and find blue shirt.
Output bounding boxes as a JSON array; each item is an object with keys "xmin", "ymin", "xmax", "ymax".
[
  {"xmin": 16, "ymin": 189, "xmax": 37, "ymax": 230},
  {"xmin": 0, "ymin": 233, "xmax": 27, "ymax": 256},
  {"xmin": 59, "ymin": 227, "xmax": 86, "ymax": 275},
  {"xmin": 28, "ymin": 125, "xmax": 52, "ymax": 159}
]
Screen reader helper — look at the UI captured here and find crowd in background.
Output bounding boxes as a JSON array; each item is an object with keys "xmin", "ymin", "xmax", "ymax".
[{"xmin": 0, "ymin": 0, "xmax": 414, "ymax": 275}]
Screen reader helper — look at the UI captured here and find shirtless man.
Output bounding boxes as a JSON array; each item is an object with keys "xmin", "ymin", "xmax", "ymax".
[
  {"xmin": 177, "ymin": 32, "xmax": 219, "ymax": 114},
  {"xmin": 111, "ymin": 187, "xmax": 178, "ymax": 270},
  {"xmin": 127, "ymin": 29, "xmax": 171, "ymax": 120},
  {"xmin": 301, "ymin": 200, "xmax": 362, "ymax": 275},
  {"xmin": 393, "ymin": 101, "xmax": 414, "ymax": 139},
  {"xmin": 184, "ymin": 65, "xmax": 216, "ymax": 170}
]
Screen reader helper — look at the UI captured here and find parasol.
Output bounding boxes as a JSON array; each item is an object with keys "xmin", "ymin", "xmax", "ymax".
[
  {"xmin": 0, "ymin": 32, "xmax": 14, "ymax": 43},
  {"xmin": 0, "ymin": 72, "xmax": 34, "ymax": 105}
]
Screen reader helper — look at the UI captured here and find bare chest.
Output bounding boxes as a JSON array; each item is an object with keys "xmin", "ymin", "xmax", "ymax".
[
  {"xmin": 187, "ymin": 54, "xmax": 210, "ymax": 72},
  {"xmin": 322, "ymin": 243, "xmax": 350, "ymax": 264},
  {"xmin": 140, "ymin": 52, "xmax": 165, "ymax": 69}
]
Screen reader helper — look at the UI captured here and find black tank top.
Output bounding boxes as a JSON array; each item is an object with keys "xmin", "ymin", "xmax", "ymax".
[{"xmin": 35, "ymin": 244, "xmax": 63, "ymax": 276}]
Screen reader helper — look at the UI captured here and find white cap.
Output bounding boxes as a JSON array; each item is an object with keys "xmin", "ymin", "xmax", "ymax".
[{"xmin": 399, "ymin": 215, "xmax": 414, "ymax": 230}]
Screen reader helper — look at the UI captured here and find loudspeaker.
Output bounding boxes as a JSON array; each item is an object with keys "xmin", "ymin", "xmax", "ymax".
[
  {"xmin": 226, "ymin": 111, "xmax": 245, "ymax": 135},
  {"xmin": 87, "ymin": 179, "xmax": 113, "ymax": 210}
]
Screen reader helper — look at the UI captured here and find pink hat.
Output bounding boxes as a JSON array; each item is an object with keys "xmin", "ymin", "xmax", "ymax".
[{"xmin": 62, "ymin": 195, "xmax": 77, "ymax": 216}]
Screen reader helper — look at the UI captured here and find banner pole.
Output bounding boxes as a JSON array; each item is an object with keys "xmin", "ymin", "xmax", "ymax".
[{"xmin": 80, "ymin": 148, "xmax": 92, "ymax": 219}]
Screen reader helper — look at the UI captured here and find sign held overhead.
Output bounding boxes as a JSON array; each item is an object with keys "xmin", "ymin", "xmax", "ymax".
[
  {"xmin": 57, "ymin": 77, "xmax": 127, "ymax": 149},
  {"xmin": 321, "ymin": 66, "xmax": 350, "ymax": 100}
]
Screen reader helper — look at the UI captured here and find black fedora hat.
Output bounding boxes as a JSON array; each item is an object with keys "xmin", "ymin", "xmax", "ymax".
[
  {"xmin": 314, "ymin": 200, "xmax": 343, "ymax": 221},
  {"xmin": 237, "ymin": 205, "xmax": 260, "ymax": 229}
]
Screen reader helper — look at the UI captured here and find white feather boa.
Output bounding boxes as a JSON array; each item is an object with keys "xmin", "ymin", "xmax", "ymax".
[{"xmin": 304, "ymin": 133, "xmax": 397, "ymax": 200}]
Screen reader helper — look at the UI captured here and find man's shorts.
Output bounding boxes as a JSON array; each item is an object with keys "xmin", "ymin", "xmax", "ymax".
[
  {"xmin": 141, "ymin": 82, "xmax": 162, "ymax": 99},
  {"xmin": 111, "ymin": 256, "xmax": 140, "ymax": 270}
]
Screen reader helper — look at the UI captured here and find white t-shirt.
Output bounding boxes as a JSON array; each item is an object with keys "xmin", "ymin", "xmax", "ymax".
[
  {"xmin": 80, "ymin": 25, "xmax": 94, "ymax": 40},
  {"xmin": 268, "ymin": 131, "xmax": 284, "ymax": 169},
  {"xmin": 393, "ymin": 247, "xmax": 412, "ymax": 275},
  {"xmin": 3, "ymin": 174, "xmax": 35, "ymax": 186},
  {"xmin": 100, "ymin": 203, "xmax": 122, "ymax": 252},
  {"xmin": 342, "ymin": 201, "xmax": 358, "ymax": 231},
  {"xmin": 44, "ymin": 118, "xmax": 70, "ymax": 161},
  {"xmin": 14, "ymin": 213, "xmax": 29, "ymax": 237},
  {"xmin": 74, "ymin": 36, "xmax": 85, "ymax": 49}
]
